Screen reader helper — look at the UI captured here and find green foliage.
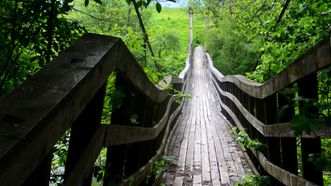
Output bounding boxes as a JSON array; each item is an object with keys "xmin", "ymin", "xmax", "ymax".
[
  {"xmin": 308, "ymin": 153, "xmax": 331, "ymax": 171},
  {"xmin": 277, "ymin": 94, "xmax": 331, "ymax": 136},
  {"xmin": 50, "ymin": 130, "xmax": 70, "ymax": 184},
  {"xmin": 166, "ymin": 85, "xmax": 191, "ymax": 104},
  {"xmin": 0, "ymin": 0, "xmax": 85, "ymax": 99},
  {"xmin": 68, "ymin": 0, "xmax": 148, "ymax": 62},
  {"xmin": 235, "ymin": 174, "xmax": 270, "ymax": 186},
  {"xmin": 232, "ymin": 127, "xmax": 265, "ymax": 151},
  {"xmin": 93, "ymin": 148, "xmax": 108, "ymax": 183},
  {"xmin": 125, "ymin": 0, "xmax": 176, "ymax": 13},
  {"xmin": 246, "ymin": 0, "xmax": 331, "ymax": 82},
  {"xmin": 84, "ymin": 0, "xmax": 102, "ymax": 6},
  {"xmin": 148, "ymin": 8, "xmax": 205, "ymax": 77},
  {"xmin": 111, "ymin": 88, "xmax": 126, "ymax": 110},
  {"xmin": 146, "ymin": 155, "xmax": 176, "ymax": 184},
  {"xmin": 101, "ymin": 73, "xmax": 117, "ymax": 124},
  {"xmin": 308, "ymin": 138, "xmax": 331, "ymax": 185},
  {"xmin": 156, "ymin": 2, "xmax": 162, "ymax": 13},
  {"xmin": 129, "ymin": 114, "xmax": 139, "ymax": 125},
  {"xmin": 318, "ymin": 68, "xmax": 331, "ymax": 127},
  {"xmin": 204, "ymin": 22, "xmax": 261, "ymax": 75},
  {"xmin": 203, "ymin": 0, "xmax": 331, "ymax": 81},
  {"xmin": 144, "ymin": 67, "xmax": 162, "ymax": 84}
]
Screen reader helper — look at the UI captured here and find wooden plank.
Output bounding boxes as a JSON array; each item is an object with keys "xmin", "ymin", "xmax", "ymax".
[
  {"xmin": 163, "ymin": 47, "xmax": 257, "ymax": 185},
  {"xmin": 0, "ymin": 34, "xmax": 119, "ymax": 185},
  {"xmin": 0, "ymin": 33, "xmax": 175, "ymax": 185},
  {"xmin": 119, "ymin": 96, "xmax": 183, "ymax": 186},
  {"xmin": 103, "ymin": 97, "xmax": 175, "ymax": 146},
  {"xmin": 200, "ymin": 79, "xmax": 211, "ymax": 185},
  {"xmin": 203, "ymin": 84, "xmax": 221, "ymax": 186},
  {"xmin": 64, "ymin": 126, "xmax": 105, "ymax": 186},
  {"xmin": 115, "ymin": 41, "xmax": 169, "ymax": 103},
  {"xmin": 298, "ymin": 73, "xmax": 323, "ymax": 185},
  {"xmin": 64, "ymin": 83, "xmax": 106, "ymax": 185},
  {"xmin": 184, "ymin": 91, "xmax": 196, "ymax": 184},
  {"xmin": 175, "ymin": 101, "xmax": 190, "ymax": 177}
]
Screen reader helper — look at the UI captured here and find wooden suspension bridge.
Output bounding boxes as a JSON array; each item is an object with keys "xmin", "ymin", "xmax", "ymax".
[{"xmin": 0, "ymin": 9, "xmax": 331, "ymax": 186}]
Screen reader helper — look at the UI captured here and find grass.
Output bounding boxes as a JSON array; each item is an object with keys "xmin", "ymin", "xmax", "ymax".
[
  {"xmin": 148, "ymin": 8, "xmax": 206, "ymax": 49},
  {"xmin": 147, "ymin": 7, "xmax": 207, "ymax": 76}
]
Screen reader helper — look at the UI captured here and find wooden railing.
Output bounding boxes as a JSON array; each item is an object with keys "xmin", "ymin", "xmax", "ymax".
[
  {"xmin": 0, "ymin": 33, "xmax": 189, "ymax": 185},
  {"xmin": 209, "ymin": 37, "xmax": 331, "ymax": 185}
]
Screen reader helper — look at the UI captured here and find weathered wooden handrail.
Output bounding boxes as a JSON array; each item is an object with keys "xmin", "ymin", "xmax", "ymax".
[
  {"xmin": 214, "ymin": 38, "xmax": 331, "ymax": 99},
  {"xmin": 0, "ymin": 34, "xmax": 186, "ymax": 185},
  {"xmin": 208, "ymin": 37, "xmax": 331, "ymax": 186}
]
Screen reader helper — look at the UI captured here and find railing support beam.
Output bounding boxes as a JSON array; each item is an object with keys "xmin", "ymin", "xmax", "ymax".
[
  {"xmin": 64, "ymin": 83, "xmax": 107, "ymax": 185},
  {"xmin": 278, "ymin": 89, "xmax": 298, "ymax": 175},
  {"xmin": 298, "ymin": 72, "xmax": 323, "ymax": 185},
  {"xmin": 22, "ymin": 152, "xmax": 53, "ymax": 186}
]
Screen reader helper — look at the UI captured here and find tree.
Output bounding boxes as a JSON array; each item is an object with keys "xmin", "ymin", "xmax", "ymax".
[{"xmin": 0, "ymin": 0, "xmax": 85, "ymax": 98}]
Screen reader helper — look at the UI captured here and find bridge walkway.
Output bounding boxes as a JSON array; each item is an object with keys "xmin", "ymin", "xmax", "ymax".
[{"xmin": 163, "ymin": 47, "xmax": 254, "ymax": 186}]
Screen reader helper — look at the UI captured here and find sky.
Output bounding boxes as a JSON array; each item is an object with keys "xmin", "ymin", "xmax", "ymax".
[{"xmin": 159, "ymin": 0, "xmax": 189, "ymax": 8}]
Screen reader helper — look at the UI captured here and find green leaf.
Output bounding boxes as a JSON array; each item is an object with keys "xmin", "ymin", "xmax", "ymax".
[
  {"xmin": 291, "ymin": 114, "xmax": 320, "ymax": 136},
  {"xmin": 136, "ymin": 0, "xmax": 143, "ymax": 8},
  {"xmin": 156, "ymin": 2, "xmax": 162, "ymax": 13},
  {"xmin": 84, "ymin": 0, "xmax": 89, "ymax": 6},
  {"xmin": 142, "ymin": 1, "xmax": 148, "ymax": 8},
  {"xmin": 146, "ymin": 0, "xmax": 152, "ymax": 6},
  {"xmin": 130, "ymin": 114, "xmax": 138, "ymax": 124},
  {"xmin": 94, "ymin": 0, "xmax": 102, "ymax": 5}
]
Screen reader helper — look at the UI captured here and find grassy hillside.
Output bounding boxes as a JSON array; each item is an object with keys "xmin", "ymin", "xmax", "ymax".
[
  {"xmin": 149, "ymin": 7, "xmax": 206, "ymax": 51},
  {"xmin": 147, "ymin": 7, "xmax": 206, "ymax": 76},
  {"xmin": 67, "ymin": 2, "xmax": 206, "ymax": 77}
]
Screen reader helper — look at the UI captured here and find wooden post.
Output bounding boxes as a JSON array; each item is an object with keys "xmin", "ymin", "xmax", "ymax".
[
  {"xmin": 64, "ymin": 83, "xmax": 107, "ymax": 185},
  {"xmin": 189, "ymin": 7, "xmax": 193, "ymax": 54},
  {"xmin": 22, "ymin": 153, "xmax": 53, "ymax": 186},
  {"xmin": 206, "ymin": 9, "xmax": 210, "ymax": 30},
  {"xmin": 278, "ymin": 90, "xmax": 298, "ymax": 174},
  {"xmin": 248, "ymin": 97, "xmax": 256, "ymax": 139},
  {"xmin": 265, "ymin": 95, "xmax": 281, "ymax": 166},
  {"xmin": 104, "ymin": 76, "xmax": 129, "ymax": 185},
  {"xmin": 103, "ymin": 75, "xmax": 147, "ymax": 184},
  {"xmin": 298, "ymin": 73, "xmax": 323, "ymax": 185},
  {"xmin": 124, "ymin": 90, "xmax": 147, "ymax": 176},
  {"xmin": 255, "ymin": 95, "xmax": 282, "ymax": 185}
]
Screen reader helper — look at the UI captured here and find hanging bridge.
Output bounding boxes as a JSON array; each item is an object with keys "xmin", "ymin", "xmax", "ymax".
[
  {"xmin": 1, "ymin": 3, "xmax": 331, "ymax": 182},
  {"xmin": 0, "ymin": 33, "xmax": 330, "ymax": 186}
]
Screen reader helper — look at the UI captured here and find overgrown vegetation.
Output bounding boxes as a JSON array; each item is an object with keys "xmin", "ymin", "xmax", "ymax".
[
  {"xmin": 231, "ymin": 127, "xmax": 265, "ymax": 151},
  {"xmin": 146, "ymin": 155, "xmax": 176, "ymax": 184},
  {"xmin": 235, "ymin": 174, "xmax": 270, "ymax": 186},
  {"xmin": 1, "ymin": 0, "xmax": 330, "ymax": 185},
  {"xmin": 200, "ymin": 0, "xmax": 330, "ymax": 81},
  {"xmin": 0, "ymin": 0, "xmax": 87, "ymax": 99}
]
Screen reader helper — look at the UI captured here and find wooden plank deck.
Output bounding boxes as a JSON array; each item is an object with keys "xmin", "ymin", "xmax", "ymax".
[{"xmin": 163, "ymin": 47, "xmax": 253, "ymax": 186}]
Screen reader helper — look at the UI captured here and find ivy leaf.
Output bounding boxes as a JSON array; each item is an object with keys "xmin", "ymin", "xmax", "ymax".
[
  {"xmin": 84, "ymin": 0, "xmax": 89, "ymax": 6},
  {"xmin": 156, "ymin": 2, "xmax": 162, "ymax": 13}
]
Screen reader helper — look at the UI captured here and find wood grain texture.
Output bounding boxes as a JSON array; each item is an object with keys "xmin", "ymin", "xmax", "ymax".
[
  {"xmin": 163, "ymin": 47, "xmax": 254, "ymax": 186},
  {"xmin": 0, "ymin": 34, "xmax": 171, "ymax": 185}
]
